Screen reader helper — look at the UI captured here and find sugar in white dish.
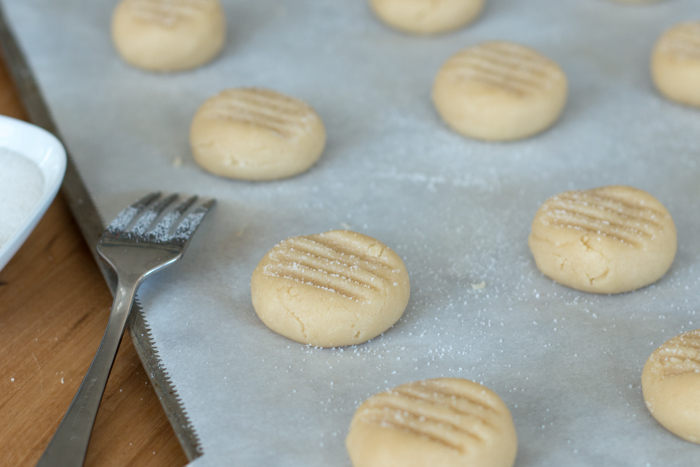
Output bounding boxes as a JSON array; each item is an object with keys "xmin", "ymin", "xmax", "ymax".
[{"xmin": 0, "ymin": 148, "xmax": 44, "ymax": 249}]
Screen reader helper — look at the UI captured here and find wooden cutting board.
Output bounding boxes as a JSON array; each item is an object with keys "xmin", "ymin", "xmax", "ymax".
[{"xmin": 0, "ymin": 50, "xmax": 188, "ymax": 466}]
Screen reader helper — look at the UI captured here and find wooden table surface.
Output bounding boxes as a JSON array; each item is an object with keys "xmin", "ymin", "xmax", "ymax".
[{"xmin": 0, "ymin": 50, "xmax": 188, "ymax": 466}]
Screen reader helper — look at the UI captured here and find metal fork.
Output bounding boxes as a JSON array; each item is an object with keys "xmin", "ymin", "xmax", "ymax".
[{"xmin": 36, "ymin": 192, "xmax": 215, "ymax": 467}]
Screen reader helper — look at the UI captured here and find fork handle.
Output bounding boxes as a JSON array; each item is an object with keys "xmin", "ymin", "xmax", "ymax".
[{"xmin": 36, "ymin": 279, "xmax": 139, "ymax": 467}]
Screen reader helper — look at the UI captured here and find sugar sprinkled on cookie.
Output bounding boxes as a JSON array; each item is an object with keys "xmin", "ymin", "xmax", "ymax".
[
  {"xmin": 346, "ymin": 378, "xmax": 517, "ymax": 467},
  {"xmin": 642, "ymin": 329, "xmax": 700, "ymax": 444},
  {"xmin": 528, "ymin": 185, "xmax": 676, "ymax": 294},
  {"xmin": 251, "ymin": 230, "xmax": 410, "ymax": 347}
]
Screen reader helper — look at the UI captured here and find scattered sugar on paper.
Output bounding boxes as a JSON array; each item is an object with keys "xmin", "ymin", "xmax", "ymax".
[{"xmin": 0, "ymin": 148, "xmax": 44, "ymax": 248}]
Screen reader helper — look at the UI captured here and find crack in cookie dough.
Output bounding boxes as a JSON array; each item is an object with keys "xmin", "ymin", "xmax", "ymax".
[
  {"xmin": 587, "ymin": 267, "xmax": 610, "ymax": 285},
  {"xmin": 283, "ymin": 286, "xmax": 307, "ymax": 340}
]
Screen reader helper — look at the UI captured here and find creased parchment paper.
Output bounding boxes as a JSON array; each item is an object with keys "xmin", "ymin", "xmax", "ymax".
[{"xmin": 4, "ymin": 0, "xmax": 700, "ymax": 465}]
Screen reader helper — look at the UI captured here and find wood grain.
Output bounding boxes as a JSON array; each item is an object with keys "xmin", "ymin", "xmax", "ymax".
[{"xmin": 0, "ymin": 44, "xmax": 187, "ymax": 466}]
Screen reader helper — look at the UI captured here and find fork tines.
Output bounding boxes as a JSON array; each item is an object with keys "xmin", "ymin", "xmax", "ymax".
[{"xmin": 107, "ymin": 192, "xmax": 215, "ymax": 244}]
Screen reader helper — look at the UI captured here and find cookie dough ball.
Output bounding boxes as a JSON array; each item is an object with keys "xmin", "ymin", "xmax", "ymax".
[
  {"xmin": 112, "ymin": 0, "xmax": 226, "ymax": 72},
  {"xmin": 368, "ymin": 0, "xmax": 485, "ymax": 35},
  {"xmin": 652, "ymin": 21, "xmax": 700, "ymax": 108},
  {"xmin": 642, "ymin": 329, "xmax": 700, "ymax": 444},
  {"xmin": 528, "ymin": 185, "xmax": 677, "ymax": 294},
  {"xmin": 251, "ymin": 230, "xmax": 410, "ymax": 347},
  {"xmin": 432, "ymin": 41, "xmax": 567, "ymax": 141},
  {"xmin": 190, "ymin": 88, "xmax": 326, "ymax": 181},
  {"xmin": 346, "ymin": 378, "xmax": 517, "ymax": 467}
]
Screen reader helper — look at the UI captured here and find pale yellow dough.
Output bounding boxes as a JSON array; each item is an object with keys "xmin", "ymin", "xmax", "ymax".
[
  {"xmin": 432, "ymin": 41, "xmax": 567, "ymax": 141},
  {"xmin": 190, "ymin": 88, "xmax": 326, "ymax": 181},
  {"xmin": 652, "ymin": 21, "xmax": 700, "ymax": 108},
  {"xmin": 642, "ymin": 329, "xmax": 700, "ymax": 444},
  {"xmin": 112, "ymin": 0, "xmax": 226, "ymax": 72},
  {"xmin": 346, "ymin": 378, "xmax": 517, "ymax": 467},
  {"xmin": 528, "ymin": 186, "xmax": 677, "ymax": 294},
  {"xmin": 250, "ymin": 230, "xmax": 410, "ymax": 347},
  {"xmin": 368, "ymin": 0, "xmax": 485, "ymax": 35}
]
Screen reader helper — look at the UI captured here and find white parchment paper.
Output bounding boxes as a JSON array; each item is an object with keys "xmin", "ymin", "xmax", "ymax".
[{"xmin": 4, "ymin": 0, "xmax": 700, "ymax": 465}]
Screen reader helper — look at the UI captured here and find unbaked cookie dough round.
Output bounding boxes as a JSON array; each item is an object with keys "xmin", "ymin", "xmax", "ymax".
[
  {"xmin": 251, "ymin": 230, "xmax": 410, "ymax": 347},
  {"xmin": 346, "ymin": 378, "xmax": 517, "ymax": 467},
  {"xmin": 528, "ymin": 185, "xmax": 677, "ymax": 294},
  {"xmin": 432, "ymin": 41, "xmax": 568, "ymax": 141},
  {"xmin": 368, "ymin": 0, "xmax": 485, "ymax": 35},
  {"xmin": 652, "ymin": 21, "xmax": 700, "ymax": 108},
  {"xmin": 642, "ymin": 329, "xmax": 700, "ymax": 444},
  {"xmin": 190, "ymin": 88, "xmax": 326, "ymax": 181},
  {"xmin": 111, "ymin": 0, "xmax": 226, "ymax": 72}
]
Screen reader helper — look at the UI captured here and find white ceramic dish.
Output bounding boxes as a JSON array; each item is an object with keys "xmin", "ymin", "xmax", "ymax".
[{"xmin": 0, "ymin": 115, "xmax": 66, "ymax": 272}]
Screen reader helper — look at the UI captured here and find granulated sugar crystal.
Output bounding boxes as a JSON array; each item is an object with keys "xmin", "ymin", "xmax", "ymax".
[{"xmin": 0, "ymin": 148, "xmax": 44, "ymax": 248}]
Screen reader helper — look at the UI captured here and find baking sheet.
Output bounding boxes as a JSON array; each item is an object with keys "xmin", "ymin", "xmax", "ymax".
[{"xmin": 4, "ymin": 0, "xmax": 700, "ymax": 465}]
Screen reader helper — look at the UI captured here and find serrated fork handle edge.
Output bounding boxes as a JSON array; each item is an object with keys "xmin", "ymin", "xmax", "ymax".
[{"xmin": 36, "ymin": 278, "xmax": 139, "ymax": 467}]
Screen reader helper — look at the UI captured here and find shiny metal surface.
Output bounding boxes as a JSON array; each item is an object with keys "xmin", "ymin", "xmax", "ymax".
[
  {"xmin": 0, "ymin": 3, "xmax": 206, "ymax": 461},
  {"xmin": 36, "ymin": 193, "xmax": 214, "ymax": 467}
]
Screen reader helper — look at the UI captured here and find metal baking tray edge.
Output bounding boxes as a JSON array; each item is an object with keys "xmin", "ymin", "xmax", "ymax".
[{"xmin": 0, "ymin": 3, "xmax": 203, "ymax": 461}]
